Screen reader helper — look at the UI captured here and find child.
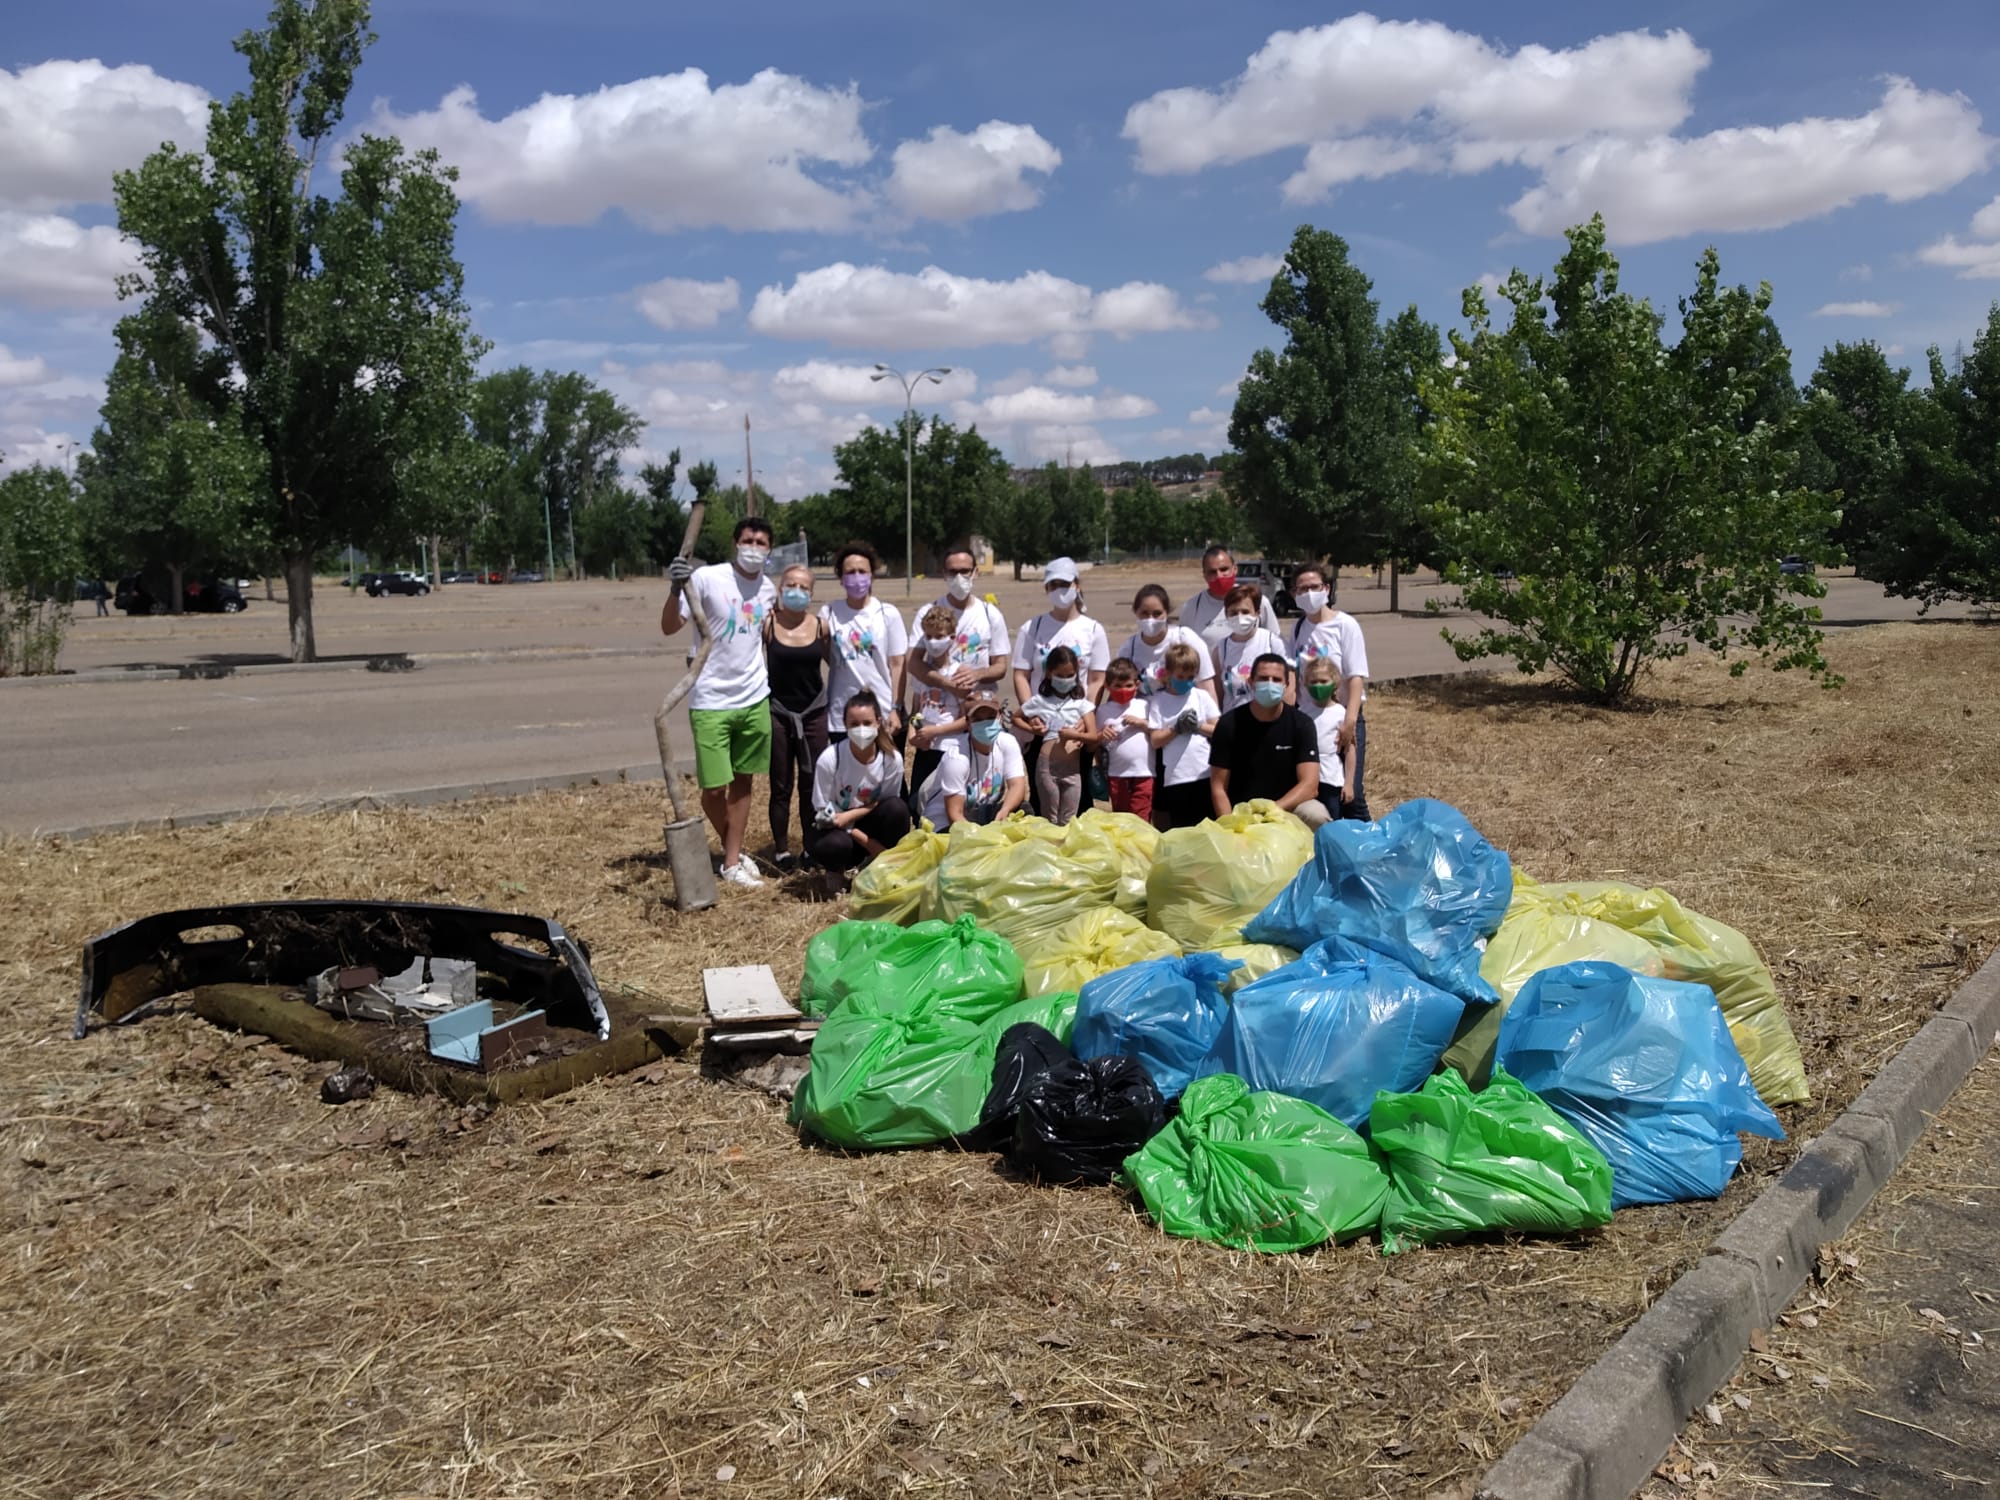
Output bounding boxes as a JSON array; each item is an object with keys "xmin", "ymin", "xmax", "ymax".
[
  {"xmin": 1299, "ymin": 655, "xmax": 1357, "ymax": 824},
  {"xmin": 1214, "ymin": 582, "xmax": 1291, "ymax": 713},
  {"xmin": 908, "ymin": 603, "xmax": 967, "ymax": 794},
  {"xmin": 1097, "ymin": 656, "xmax": 1154, "ymax": 822},
  {"xmin": 1018, "ymin": 643, "xmax": 1096, "ymax": 825},
  {"xmin": 1145, "ymin": 641, "xmax": 1220, "ymax": 831}
]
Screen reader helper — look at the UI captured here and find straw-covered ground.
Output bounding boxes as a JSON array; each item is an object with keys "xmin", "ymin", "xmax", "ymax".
[{"xmin": 2, "ymin": 620, "xmax": 1995, "ymax": 1500}]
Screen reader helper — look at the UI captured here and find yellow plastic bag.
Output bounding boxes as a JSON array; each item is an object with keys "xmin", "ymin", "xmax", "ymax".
[
  {"xmin": 1209, "ymin": 942, "xmax": 1302, "ymax": 994},
  {"xmin": 1144, "ymin": 801, "xmax": 1315, "ymax": 951},
  {"xmin": 1019, "ymin": 907, "xmax": 1183, "ymax": 998},
  {"xmin": 1068, "ymin": 808, "xmax": 1159, "ymax": 916},
  {"xmin": 1446, "ymin": 874, "xmax": 1809, "ymax": 1106},
  {"xmin": 934, "ymin": 815, "xmax": 1122, "ymax": 956},
  {"xmin": 849, "ymin": 827, "xmax": 950, "ymax": 926}
]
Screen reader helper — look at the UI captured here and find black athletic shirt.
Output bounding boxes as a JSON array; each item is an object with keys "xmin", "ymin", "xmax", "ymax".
[
  {"xmin": 1209, "ymin": 703, "xmax": 1319, "ymax": 807},
  {"xmin": 766, "ymin": 629, "xmax": 826, "ymax": 715}
]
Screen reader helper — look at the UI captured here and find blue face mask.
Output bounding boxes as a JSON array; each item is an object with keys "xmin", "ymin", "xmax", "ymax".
[
  {"xmin": 970, "ymin": 718, "xmax": 1003, "ymax": 746},
  {"xmin": 1253, "ymin": 680, "xmax": 1286, "ymax": 708},
  {"xmin": 1050, "ymin": 674, "xmax": 1076, "ymax": 694},
  {"xmin": 1163, "ymin": 677, "xmax": 1194, "ymax": 697},
  {"xmin": 780, "ymin": 586, "xmax": 810, "ymax": 612}
]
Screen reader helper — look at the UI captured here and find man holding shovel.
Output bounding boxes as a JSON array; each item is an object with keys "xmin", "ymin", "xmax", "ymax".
[{"xmin": 661, "ymin": 516, "xmax": 778, "ymax": 888}]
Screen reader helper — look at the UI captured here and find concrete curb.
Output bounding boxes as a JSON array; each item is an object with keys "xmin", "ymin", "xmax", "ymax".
[
  {"xmin": 1477, "ymin": 944, "xmax": 2000, "ymax": 1500},
  {"xmin": 3, "ymin": 643, "xmax": 662, "ymax": 687},
  {"xmin": 22, "ymin": 760, "xmax": 693, "ymax": 842}
]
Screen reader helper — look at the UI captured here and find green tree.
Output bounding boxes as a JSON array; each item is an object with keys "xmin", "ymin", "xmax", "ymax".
[
  {"xmin": 1110, "ymin": 477, "xmax": 1173, "ymax": 554},
  {"xmin": 468, "ymin": 366, "xmax": 642, "ymax": 576},
  {"xmin": 537, "ymin": 370, "xmax": 642, "ymax": 576},
  {"xmin": 1228, "ymin": 225, "xmax": 1403, "ymax": 569},
  {"xmin": 1794, "ymin": 341, "xmax": 1914, "ymax": 575},
  {"xmin": 640, "ymin": 451, "xmax": 686, "ymax": 566},
  {"xmin": 828, "ymin": 415, "xmax": 1012, "ymax": 575},
  {"xmin": 1179, "ymin": 491, "xmax": 1249, "ymax": 552},
  {"xmin": 109, "ymin": 0, "xmax": 484, "ymax": 660},
  {"xmin": 0, "ymin": 465, "xmax": 85, "ymax": 676},
  {"xmin": 574, "ymin": 483, "xmax": 652, "ymax": 575},
  {"xmin": 466, "ymin": 365, "xmax": 546, "ymax": 569},
  {"xmin": 1376, "ymin": 303, "xmax": 1445, "ymax": 607},
  {"xmin": 1039, "ymin": 461, "xmax": 1106, "ymax": 559},
  {"xmin": 1424, "ymin": 216, "xmax": 1839, "ymax": 705},
  {"xmin": 988, "ymin": 480, "xmax": 1053, "ymax": 579}
]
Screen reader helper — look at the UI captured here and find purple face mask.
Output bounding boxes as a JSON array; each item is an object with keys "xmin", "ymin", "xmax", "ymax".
[{"xmin": 842, "ymin": 570, "xmax": 871, "ymax": 600}]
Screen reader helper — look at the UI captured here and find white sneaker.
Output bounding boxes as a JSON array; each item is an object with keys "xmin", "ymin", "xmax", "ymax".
[{"xmin": 719, "ymin": 860, "xmax": 765, "ymax": 889}]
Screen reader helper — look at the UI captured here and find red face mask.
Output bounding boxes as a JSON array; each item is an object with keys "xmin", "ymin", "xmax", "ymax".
[
  {"xmin": 1107, "ymin": 685, "xmax": 1137, "ymax": 704},
  {"xmin": 1205, "ymin": 570, "xmax": 1236, "ymax": 599}
]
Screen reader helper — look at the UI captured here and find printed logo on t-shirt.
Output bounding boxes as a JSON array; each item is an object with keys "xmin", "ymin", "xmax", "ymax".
[
  {"xmin": 835, "ymin": 781, "xmax": 878, "ymax": 812},
  {"xmin": 970, "ymin": 760, "xmax": 1005, "ymax": 803},
  {"xmin": 953, "ymin": 624, "xmax": 987, "ymax": 661},
  {"xmin": 726, "ymin": 595, "xmax": 766, "ymax": 640},
  {"xmin": 838, "ymin": 619, "xmax": 877, "ymax": 659}
]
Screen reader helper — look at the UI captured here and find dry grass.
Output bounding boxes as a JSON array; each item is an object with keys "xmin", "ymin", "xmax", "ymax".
[{"xmin": 1, "ymin": 621, "xmax": 1995, "ymax": 1499}]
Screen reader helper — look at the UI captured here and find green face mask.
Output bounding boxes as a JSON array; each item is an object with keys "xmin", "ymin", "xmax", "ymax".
[{"xmin": 1308, "ymin": 682, "xmax": 1336, "ymax": 704}]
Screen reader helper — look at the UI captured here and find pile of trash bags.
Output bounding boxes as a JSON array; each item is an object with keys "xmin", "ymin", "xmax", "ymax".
[{"xmin": 788, "ymin": 796, "xmax": 1807, "ymax": 1255}]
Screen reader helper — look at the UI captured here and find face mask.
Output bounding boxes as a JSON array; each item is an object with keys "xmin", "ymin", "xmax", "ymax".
[
  {"xmin": 780, "ymin": 586, "xmax": 810, "ymax": 612},
  {"xmin": 1252, "ymin": 680, "xmax": 1286, "ymax": 708},
  {"xmin": 946, "ymin": 572, "xmax": 974, "ymax": 601},
  {"xmin": 1050, "ymin": 674, "xmax": 1076, "ymax": 693},
  {"xmin": 1108, "ymin": 685, "xmax": 1137, "ymax": 704},
  {"xmin": 842, "ymin": 571, "xmax": 871, "ymax": 601},
  {"xmin": 923, "ymin": 636, "xmax": 951, "ymax": 658},
  {"xmin": 1296, "ymin": 588, "xmax": 1329, "ymax": 615},
  {"xmin": 1049, "ymin": 585, "xmax": 1077, "ymax": 609},
  {"xmin": 1308, "ymin": 681, "xmax": 1337, "ymax": 704},
  {"xmin": 970, "ymin": 718, "xmax": 1002, "ymax": 746},
  {"xmin": 1205, "ymin": 570, "xmax": 1236, "ymax": 599},
  {"xmin": 847, "ymin": 724, "xmax": 879, "ymax": 749},
  {"xmin": 1163, "ymin": 677, "xmax": 1193, "ymax": 697},
  {"xmin": 1137, "ymin": 616, "xmax": 1167, "ymax": 641},
  {"xmin": 1228, "ymin": 613, "xmax": 1257, "ymax": 638},
  {"xmin": 735, "ymin": 545, "xmax": 769, "ymax": 573}
]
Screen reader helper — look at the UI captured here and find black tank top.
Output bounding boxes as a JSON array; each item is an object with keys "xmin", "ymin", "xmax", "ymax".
[{"xmin": 767, "ymin": 629, "xmax": 824, "ymax": 714}]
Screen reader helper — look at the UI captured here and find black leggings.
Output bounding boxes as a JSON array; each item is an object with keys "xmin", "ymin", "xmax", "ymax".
[
  {"xmin": 1153, "ymin": 779, "xmax": 1213, "ymax": 832},
  {"xmin": 807, "ymin": 796, "xmax": 914, "ymax": 872},
  {"xmin": 1344, "ymin": 712, "xmax": 1369, "ymax": 821},
  {"xmin": 769, "ymin": 706, "xmax": 828, "ymax": 853}
]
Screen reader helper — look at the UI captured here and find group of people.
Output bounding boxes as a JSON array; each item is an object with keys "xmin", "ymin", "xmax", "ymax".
[{"xmin": 662, "ymin": 516, "xmax": 1370, "ymax": 888}]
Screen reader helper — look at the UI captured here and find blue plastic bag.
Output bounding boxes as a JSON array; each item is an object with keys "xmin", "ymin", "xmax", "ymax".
[
  {"xmin": 1494, "ymin": 961, "xmax": 1785, "ymax": 1207},
  {"xmin": 1193, "ymin": 936, "xmax": 1465, "ymax": 1129},
  {"xmin": 1072, "ymin": 951, "xmax": 1241, "ymax": 1099},
  {"xmin": 1244, "ymin": 798, "xmax": 1512, "ymax": 1004}
]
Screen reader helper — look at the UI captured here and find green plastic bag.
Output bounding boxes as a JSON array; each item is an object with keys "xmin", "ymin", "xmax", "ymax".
[
  {"xmin": 849, "ymin": 827, "xmax": 949, "ymax": 926},
  {"xmin": 935, "ymin": 816, "xmax": 1122, "ymax": 955},
  {"xmin": 797, "ymin": 915, "xmax": 1022, "ymax": 1019},
  {"xmin": 1144, "ymin": 801, "xmax": 1314, "ymax": 950},
  {"xmin": 1123, "ymin": 1073, "xmax": 1389, "ymax": 1252},
  {"xmin": 1369, "ymin": 1066, "xmax": 1613, "ymax": 1252},
  {"xmin": 1018, "ymin": 907, "xmax": 1182, "ymax": 999}
]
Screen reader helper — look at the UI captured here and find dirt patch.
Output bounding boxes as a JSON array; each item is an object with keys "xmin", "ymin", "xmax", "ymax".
[{"xmin": 1, "ymin": 621, "xmax": 1995, "ymax": 1499}]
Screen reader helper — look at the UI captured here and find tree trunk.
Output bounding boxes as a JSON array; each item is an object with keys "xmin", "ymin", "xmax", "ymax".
[
  {"xmin": 167, "ymin": 562, "xmax": 185, "ymax": 616},
  {"xmin": 285, "ymin": 550, "xmax": 317, "ymax": 662},
  {"xmin": 1389, "ymin": 560, "xmax": 1400, "ymax": 613},
  {"xmin": 264, "ymin": 575, "xmax": 275, "ymax": 601},
  {"xmin": 1012, "ymin": 558, "xmax": 1024, "ymax": 580}
]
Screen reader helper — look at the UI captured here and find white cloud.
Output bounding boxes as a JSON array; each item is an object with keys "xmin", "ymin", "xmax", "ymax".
[
  {"xmin": 954, "ymin": 385, "xmax": 1157, "ymax": 426},
  {"xmin": 0, "ymin": 212, "xmax": 141, "ymax": 307},
  {"xmin": 887, "ymin": 121, "xmax": 1060, "ymax": 220},
  {"xmin": 1123, "ymin": 17, "xmax": 1703, "ymax": 175},
  {"xmin": 1043, "ymin": 363, "xmax": 1097, "ymax": 388},
  {"xmin": 0, "ymin": 345, "xmax": 52, "ymax": 387},
  {"xmin": 1475, "ymin": 271, "xmax": 1507, "ymax": 298},
  {"xmin": 0, "ymin": 60, "xmax": 208, "ymax": 211},
  {"xmin": 633, "ymin": 275, "xmax": 740, "ymax": 330},
  {"xmin": 372, "ymin": 69, "xmax": 875, "ymax": 233},
  {"xmin": 770, "ymin": 360, "xmax": 977, "ymax": 405},
  {"xmin": 1811, "ymin": 300, "xmax": 1896, "ymax": 318},
  {"xmin": 1214, "ymin": 375, "xmax": 1244, "ymax": 398},
  {"xmin": 1020, "ymin": 425, "xmax": 1124, "ymax": 466},
  {"xmin": 1840, "ymin": 263, "xmax": 1873, "ymax": 283},
  {"xmin": 1283, "ymin": 135, "xmax": 1442, "ymax": 202},
  {"xmin": 1203, "ymin": 255, "xmax": 1282, "ymax": 284},
  {"xmin": 0, "ymin": 422, "xmax": 82, "ymax": 474},
  {"xmin": 1918, "ymin": 195, "xmax": 2000, "ymax": 279},
  {"xmin": 747, "ymin": 262, "xmax": 1211, "ymax": 350},
  {"xmin": 1511, "ymin": 78, "xmax": 1993, "ymax": 244}
]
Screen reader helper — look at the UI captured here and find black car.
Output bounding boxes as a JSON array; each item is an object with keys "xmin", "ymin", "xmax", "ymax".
[
  {"xmin": 366, "ymin": 570, "xmax": 431, "ymax": 596},
  {"xmin": 183, "ymin": 577, "xmax": 247, "ymax": 613},
  {"xmin": 1779, "ymin": 555, "xmax": 1813, "ymax": 576}
]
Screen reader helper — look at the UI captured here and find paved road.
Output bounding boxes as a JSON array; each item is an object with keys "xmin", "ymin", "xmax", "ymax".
[{"xmin": 5, "ymin": 568, "xmax": 1977, "ymax": 835}]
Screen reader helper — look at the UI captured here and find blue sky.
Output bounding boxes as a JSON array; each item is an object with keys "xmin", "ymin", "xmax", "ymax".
[{"xmin": 4, "ymin": 0, "xmax": 1999, "ymax": 495}]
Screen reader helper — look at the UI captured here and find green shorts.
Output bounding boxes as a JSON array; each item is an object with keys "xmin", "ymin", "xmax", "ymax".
[{"xmin": 690, "ymin": 703, "xmax": 772, "ymax": 788}]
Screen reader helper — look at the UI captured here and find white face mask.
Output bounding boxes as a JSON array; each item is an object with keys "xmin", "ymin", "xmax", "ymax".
[
  {"xmin": 1228, "ymin": 613, "xmax": 1257, "ymax": 638},
  {"xmin": 1296, "ymin": 588, "xmax": 1329, "ymax": 615},
  {"xmin": 735, "ymin": 545, "xmax": 769, "ymax": 574},
  {"xmin": 847, "ymin": 724, "xmax": 879, "ymax": 749},
  {"xmin": 1137, "ymin": 616, "xmax": 1167, "ymax": 641},
  {"xmin": 1049, "ymin": 585, "xmax": 1077, "ymax": 610},
  {"xmin": 946, "ymin": 572, "xmax": 974, "ymax": 601},
  {"xmin": 922, "ymin": 636, "xmax": 951, "ymax": 658}
]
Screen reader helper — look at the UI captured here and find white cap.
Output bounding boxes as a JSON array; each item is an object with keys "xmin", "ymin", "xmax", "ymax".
[{"xmin": 1044, "ymin": 556, "xmax": 1079, "ymax": 584}]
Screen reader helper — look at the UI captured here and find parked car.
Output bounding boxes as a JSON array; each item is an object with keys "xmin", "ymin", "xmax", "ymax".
[
  {"xmin": 183, "ymin": 576, "xmax": 247, "ymax": 613},
  {"xmin": 366, "ymin": 570, "xmax": 431, "ymax": 596},
  {"xmin": 1779, "ymin": 555, "xmax": 1812, "ymax": 576},
  {"xmin": 509, "ymin": 569, "xmax": 546, "ymax": 583},
  {"xmin": 1234, "ymin": 558, "xmax": 1307, "ymax": 616},
  {"xmin": 482, "ymin": 569, "xmax": 505, "ymax": 584},
  {"xmin": 441, "ymin": 570, "xmax": 479, "ymax": 584},
  {"xmin": 114, "ymin": 574, "xmax": 156, "ymax": 615}
]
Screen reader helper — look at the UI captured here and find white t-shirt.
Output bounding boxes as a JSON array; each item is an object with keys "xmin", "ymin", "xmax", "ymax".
[
  {"xmin": 1101, "ymin": 697, "xmax": 1153, "ymax": 779},
  {"xmin": 1147, "ymin": 686, "xmax": 1219, "ymax": 787},
  {"xmin": 819, "ymin": 596, "xmax": 908, "ymax": 733},
  {"xmin": 1289, "ymin": 611, "xmax": 1371, "ymax": 702},
  {"xmin": 1214, "ymin": 626, "xmax": 1293, "ymax": 713},
  {"xmin": 923, "ymin": 734, "xmax": 1027, "ymax": 825},
  {"xmin": 1302, "ymin": 696, "xmax": 1348, "ymax": 788},
  {"xmin": 912, "ymin": 594, "xmax": 1009, "ymax": 725},
  {"xmin": 1019, "ymin": 692, "xmax": 1092, "ymax": 745},
  {"xmin": 1011, "ymin": 612, "xmax": 1111, "ymax": 692},
  {"xmin": 1182, "ymin": 588, "xmax": 1281, "ymax": 654},
  {"xmin": 683, "ymin": 562, "xmax": 777, "ymax": 713},
  {"xmin": 811, "ymin": 740, "xmax": 904, "ymax": 824},
  {"xmin": 1116, "ymin": 625, "xmax": 1216, "ymax": 698}
]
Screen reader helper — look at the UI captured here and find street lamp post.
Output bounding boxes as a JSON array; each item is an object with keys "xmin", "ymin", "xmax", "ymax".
[{"xmin": 871, "ymin": 363, "xmax": 952, "ymax": 597}]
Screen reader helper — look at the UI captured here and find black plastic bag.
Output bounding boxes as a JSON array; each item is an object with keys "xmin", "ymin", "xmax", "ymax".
[
  {"xmin": 1012, "ymin": 1055, "xmax": 1167, "ymax": 1185},
  {"xmin": 965, "ymin": 1022, "xmax": 1073, "ymax": 1151}
]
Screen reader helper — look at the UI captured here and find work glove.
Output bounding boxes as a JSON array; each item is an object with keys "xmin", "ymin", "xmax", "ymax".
[
  {"xmin": 667, "ymin": 557, "xmax": 695, "ymax": 586},
  {"xmin": 1174, "ymin": 708, "xmax": 1198, "ymax": 734}
]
